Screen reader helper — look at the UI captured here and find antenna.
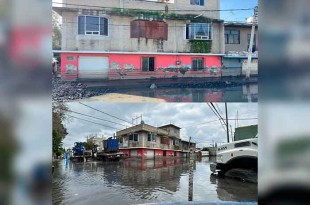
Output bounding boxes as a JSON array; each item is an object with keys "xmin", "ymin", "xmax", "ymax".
[{"xmin": 132, "ymin": 114, "xmax": 143, "ymax": 125}]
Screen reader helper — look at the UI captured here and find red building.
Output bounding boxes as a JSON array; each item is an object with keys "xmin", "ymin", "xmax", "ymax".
[
  {"xmin": 54, "ymin": 51, "xmax": 223, "ymax": 81},
  {"xmin": 116, "ymin": 122, "xmax": 196, "ymax": 159}
]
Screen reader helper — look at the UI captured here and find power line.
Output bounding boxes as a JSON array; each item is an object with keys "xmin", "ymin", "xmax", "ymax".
[
  {"xmin": 66, "ymin": 114, "xmax": 119, "ymax": 130},
  {"xmin": 61, "ymin": 108, "xmax": 128, "ymax": 128},
  {"xmin": 210, "ymin": 102, "xmax": 226, "ymax": 125},
  {"xmin": 79, "ymin": 102, "xmax": 133, "ymax": 125},
  {"xmin": 207, "ymin": 103, "xmax": 227, "ymax": 133},
  {"xmin": 182, "ymin": 119, "xmax": 220, "ymax": 128},
  {"xmin": 181, "ymin": 117, "xmax": 257, "ymax": 129},
  {"xmin": 53, "ymin": 2, "xmax": 254, "ymax": 12}
]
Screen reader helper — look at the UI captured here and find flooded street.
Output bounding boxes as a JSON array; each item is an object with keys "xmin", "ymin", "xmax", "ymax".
[
  {"xmin": 53, "ymin": 157, "xmax": 257, "ymax": 205},
  {"xmin": 87, "ymin": 84, "xmax": 258, "ymax": 102}
]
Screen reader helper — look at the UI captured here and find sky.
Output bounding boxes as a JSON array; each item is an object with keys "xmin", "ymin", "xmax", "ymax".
[
  {"xmin": 220, "ymin": 0, "xmax": 258, "ymax": 22},
  {"xmin": 52, "ymin": 0, "xmax": 258, "ymax": 22},
  {"xmin": 62, "ymin": 103, "xmax": 257, "ymax": 149}
]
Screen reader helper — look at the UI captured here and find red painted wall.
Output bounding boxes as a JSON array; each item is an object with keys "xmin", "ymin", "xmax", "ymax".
[
  {"xmin": 60, "ymin": 52, "xmax": 222, "ymax": 80},
  {"xmin": 120, "ymin": 149, "xmax": 130, "ymax": 157},
  {"xmin": 166, "ymin": 150, "xmax": 174, "ymax": 156},
  {"xmin": 155, "ymin": 150, "xmax": 163, "ymax": 156}
]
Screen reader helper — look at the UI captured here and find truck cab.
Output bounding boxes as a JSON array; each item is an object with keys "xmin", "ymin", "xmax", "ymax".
[{"xmin": 210, "ymin": 135, "xmax": 258, "ymax": 179}]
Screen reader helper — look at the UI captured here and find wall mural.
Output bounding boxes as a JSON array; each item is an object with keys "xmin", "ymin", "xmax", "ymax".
[
  {"xmin": 110, "ymin": 62, "xmax": 139, "ymax": 76},
  {"xmin": 65, "ymin": 64, "xmax": 77, "ymax": 74},
  {"xmin": 157, "ymin": 64, "xmax": 220, "ymax": 76},
  {"xmin": 110, "ymin": 62, "xmax": 220, "ymax": 77}
]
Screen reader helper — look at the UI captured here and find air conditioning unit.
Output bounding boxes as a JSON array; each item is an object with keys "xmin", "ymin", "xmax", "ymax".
[{"xmin": 194, "ymin": 35, "xmax": 210, "ymax": 40}]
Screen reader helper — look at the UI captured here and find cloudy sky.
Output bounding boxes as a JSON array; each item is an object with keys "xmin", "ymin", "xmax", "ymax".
[{"xmin": 62, "ymin": 102, "xmax": 257, "ymax": 149}]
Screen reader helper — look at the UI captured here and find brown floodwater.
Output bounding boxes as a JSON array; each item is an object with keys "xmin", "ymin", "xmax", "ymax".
[{"xmin": 52, "ymin": 157, "xmax": 257, "ymax": 205}]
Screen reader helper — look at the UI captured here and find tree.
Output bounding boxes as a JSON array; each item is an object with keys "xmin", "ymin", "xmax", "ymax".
[
  {"xmin": 52, "ymin": 103, "xmax": 68, "ymax": 158},
  {"xmin": 52, "ymin": 10, "xmax": 62, "ymax": 50},
  {"xmin": 84, "ymin": 141, "xmax": 95, "ymax": 150}
]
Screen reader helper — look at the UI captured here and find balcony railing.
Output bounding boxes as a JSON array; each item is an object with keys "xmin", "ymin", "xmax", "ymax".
[
  {"xmin": 160, "ymin": 144, "xmax": 169, "ymax": 150},
  {"xmin": 145, "ymin": 141, "xmax": 159, "ymax": 148}
]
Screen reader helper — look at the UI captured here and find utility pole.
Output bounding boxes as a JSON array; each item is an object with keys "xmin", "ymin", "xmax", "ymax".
[
  {"xmin": 230, "ymin": 125, "xmax": 233, "ymax": 142},
  {"xmin": 225, "ymin": 102, "xmax": 229, "ymax": 143},
  {"xmin": 188, "ymin": 136, "xmax": 194, "ymax": 201},
  {"xmin": 246, "ymin": 6, "xmax": 258, "ymax": 79}
]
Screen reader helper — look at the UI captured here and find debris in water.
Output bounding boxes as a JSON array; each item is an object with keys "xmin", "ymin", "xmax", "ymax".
[{"xmin": 150, "ymin": 83, "xmax": 157, "ymax": 89}]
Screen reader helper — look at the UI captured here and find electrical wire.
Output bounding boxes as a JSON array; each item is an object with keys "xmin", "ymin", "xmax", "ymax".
[
  {"xmin": 66, "ymin": 114, "xmax": 119, "ymax": 130},
  {"xmin": 60, "ymin": 108, "xmax": 128, "ymax": 128},
  {"xmin": 79, "ymin": 102, "xmax": 133, "ymax": 125}
]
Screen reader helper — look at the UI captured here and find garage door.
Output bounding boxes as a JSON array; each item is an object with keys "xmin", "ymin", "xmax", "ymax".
[
  {"xmin": 146, "ymin": 150, "xmax": 154, "ymax": 159},
  {"xmin": 78, "ymin": 56, "xmax": 109, "ymax": 79},
  {"xmin": 131, "ymin": 150, "xmax": 138, "ymax": 157}
]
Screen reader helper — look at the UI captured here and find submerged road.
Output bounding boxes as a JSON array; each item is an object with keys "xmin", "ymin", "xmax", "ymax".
[{"xmin": 52, "ymin": 157, "xmax": 257, "ymax": 205}]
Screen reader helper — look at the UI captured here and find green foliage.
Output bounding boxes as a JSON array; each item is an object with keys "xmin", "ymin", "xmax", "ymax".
[
  {"xmin": 52, "ymin": 11, "xmax": 61, "ymax": 50},
  {"xmin": 108, "ymin": 8, "xmax": 163, "ymax": 19},
  {"xmin": 53, "ymin": 103, "xmax": 68, "ymax": 158},
  {"xmin": 202, "ymin": 147, "xmax": 209, "ymax": 151},
  {"xmin": 189, "ymin": 40, "xmax": 212, "ymax": 53},
  {"xmin": 83, "ymin": 141, "xmax": 95, "ymax": 150},
  {"xmin": 107, "ymin": 8, "xmax": 216, "ymax": 22}
]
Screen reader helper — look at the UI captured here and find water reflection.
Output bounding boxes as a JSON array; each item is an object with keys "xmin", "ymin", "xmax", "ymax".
[
  {"xmin": 53, "ymin": 157, "xmax": 257, "ymax": 205},
  {"xmin": 88, "ymin": 84, "xmax": 258, "ymax": 102},
  {"xmin": 116, "ymin": 84, "xmax": 258, "ymax": 102}
]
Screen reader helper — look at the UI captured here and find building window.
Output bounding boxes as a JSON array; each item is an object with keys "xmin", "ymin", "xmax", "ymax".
[
  {"xmin": 192, "ymin": 58, "xmax": 204, "ymax": 71},
  {"xmin": 142, "ymin": 57, "xmax": 155, "ymax": 71},
  {"xmin": 173, "ymin": 139, "xmax": 179, "ymax": 146},
  {"xmin": 186, "ymin": 23, "xmax": 212, "ymax": 40},
  {"xmin": 66, "ymin": 56, "xmax": 75, "ymax": 61},
  {"xmin": 78, "ymin": 16, "xmax": 108, "ymax": 36},
  {"xmin": 190, "ymin": 0, "xmax": 204, "ymax": 6},
  {"xmin": 147, "ymin": 133, "xmax": 156, "ymax": 142},
  {"xmin": 225, "ymin": 30, "xmax": 240, "ymax": 44},
  {"xmin": 128, "ymin": 134, "xmax": 139, "ymax": 142},
  {"xmin": 119, "ymin": 137, "xmax": 123, "ymax": 143}
]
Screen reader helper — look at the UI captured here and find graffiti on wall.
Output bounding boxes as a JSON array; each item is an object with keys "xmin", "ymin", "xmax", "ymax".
[
  {"xmin": 109, "ymin": 61, "xmax": 220, "ymax": 77},
  {"xmin": 157, "ymin": 64, "xmax": 220, "ymax": 76},
  {"xmin": 65, "ymin": 64, "xmax": 77, "ymax": 74},
  {"xmin": 110, "ymin": 62, "xmax": 139, "ymax": 76}
]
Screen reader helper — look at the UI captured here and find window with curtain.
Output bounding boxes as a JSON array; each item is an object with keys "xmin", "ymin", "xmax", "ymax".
[
  {"xmin": 186, "ymin": 23, "xmax": 212, "ymax": 40},
  {"xmin": 78, "ymin": 16, "xmax": 108, "ymax": 36}
]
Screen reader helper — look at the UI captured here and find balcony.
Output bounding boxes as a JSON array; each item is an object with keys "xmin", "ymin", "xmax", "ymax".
[
  {"xmin": 119, "ymin": 141, "xmax": 141, "ymax": 148},
  {"xmin": 160, "ymin": 144, "xmax": 169, "ymax": 150},
  {"xmin": 145, "ymin": 141, "xmax": 159, "ymax": 148}
]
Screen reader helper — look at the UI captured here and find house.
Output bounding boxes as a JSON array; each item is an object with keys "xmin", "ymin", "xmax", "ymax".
[
  {"xmin": 87, "ymin": 135, "xmax": 105, "ymax": 151},
  {"xmin": 222, "ymin": 22, "xmax": 258, "ymax": 77},
  {"xmin": 116, "ymin": 121, "xmax": 196, "ymax": 159},
  {"xmin": 53, "ymin": 0, "xmax": 223, "ymax": 53},
  {"xmin": 52, "ymin": 0, "xmax": 226, "ymax": 80},
  {"xmin": 224, "ymin": 22, "xmax": 258, "ymax": 54}
]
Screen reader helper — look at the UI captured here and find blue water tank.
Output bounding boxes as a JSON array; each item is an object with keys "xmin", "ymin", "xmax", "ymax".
[{"xmin": 104, "ymin": 138, "xmax": 119, "ymax": 152}]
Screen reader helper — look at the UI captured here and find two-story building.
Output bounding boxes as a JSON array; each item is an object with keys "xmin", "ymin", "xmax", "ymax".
[
  {"xmin": 87, "ymin": 135, "xmax": 105, "ymax": 152},
  {"xmin": 53, "ymin": 0, "xmax": 225, "ymax": 80},
  {"xmin": 222, "ymin": 22, "xmax": 258, "ymax": 77},
  {"xmin": 116, "ymin": 122, "xmax": 196, "ymax": 159}
]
